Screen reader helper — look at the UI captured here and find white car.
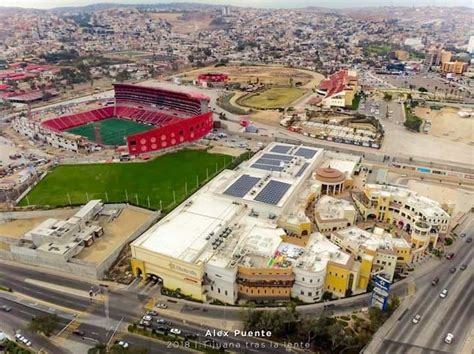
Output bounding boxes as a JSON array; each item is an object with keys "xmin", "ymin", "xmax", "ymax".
[
  {"xmin": 439, "ymin": 289, "xmax": 448, "ymax": 298},
  {"xmin": 156, "ymin": 303, "xmax": 168, "ymax": 309},
  {"xmin": 170, "ymin": 328, "xmax": 181, "ymax": 335},
  {"xmin": 117, "ymin": 341, "xmax": 129, "ymax": 348},
  {"xmin": 412, "ymin": 314, "xmax": 421, "ymax": 324},
  {"xmin": 444, "ymin": 333, "xmax": 454, "ymax": 344},
  {"xmin": 142, "ymin": 315, "xmax": 152, "ymax": 321}
]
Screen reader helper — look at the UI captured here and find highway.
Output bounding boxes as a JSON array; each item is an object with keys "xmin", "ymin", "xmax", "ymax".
[{"xmin": 376, "ymin": 215, "xmax": 473, "ymax": 354}]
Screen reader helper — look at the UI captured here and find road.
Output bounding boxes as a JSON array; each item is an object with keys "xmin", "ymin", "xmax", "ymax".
[{"xmin": 374, "ymin": 215, "xmax": 474, "ymax": 354}]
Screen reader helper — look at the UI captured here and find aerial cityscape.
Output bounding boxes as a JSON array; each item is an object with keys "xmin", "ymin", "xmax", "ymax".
[{"xmin": 0, "ymin": 1, "xmax": 472, "ymax": 353}]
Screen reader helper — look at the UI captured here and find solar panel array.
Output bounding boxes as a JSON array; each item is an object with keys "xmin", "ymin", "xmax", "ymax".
[
  {"xmin": 294, "ymin": 147, "xmax": 318, "ymax": 159},
  {"xmin": 251, "ymin": 153, "xmax": 294, "ymax": 172},
  {"xmin": 295, "ymin": 163, "xmax": 309, "ymax": 177},
  {"xmin": 270, "ymin": 144, "xmax": 292, "ymax": 154},
  {"xmin": 223, "ymin": 174, "xmax": 260, "ymax": 198},
  {"xmin": 254, "ymin": 180, "xmax": 291, "ymax": 205}
]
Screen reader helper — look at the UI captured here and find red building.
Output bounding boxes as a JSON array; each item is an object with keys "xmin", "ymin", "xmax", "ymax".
[
  {"xmin": 41, "ymin": 83, "xmax": 213, "ymax": 155},
  {"xmin": 197, "ymin": 73, "xmax": 229, "ymax": 83}
]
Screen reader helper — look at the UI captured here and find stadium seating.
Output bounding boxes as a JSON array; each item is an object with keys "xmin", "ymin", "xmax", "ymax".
[{"xmin": 41, "ymin": 107, "xmax": 114, "ymax": 132}]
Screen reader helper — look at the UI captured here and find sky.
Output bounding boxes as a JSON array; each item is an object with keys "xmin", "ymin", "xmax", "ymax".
[{"xmin": 1, "ymin": 0, "xmax": 472, "ymax": 9}]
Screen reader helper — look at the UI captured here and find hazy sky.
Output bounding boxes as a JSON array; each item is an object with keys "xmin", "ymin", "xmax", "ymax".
[{"xmin": 1, "ymin": 0, "xmax": 472, "ymax": 9}]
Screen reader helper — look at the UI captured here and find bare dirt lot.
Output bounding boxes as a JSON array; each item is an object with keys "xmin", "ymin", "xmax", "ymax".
[
  {"xmin": 148, "ymin": 12, "xmax": 215, "ymax": 34},
  {"xmin": 76, "ymin": 207, "xmax": 152, "ymax": 264},
  {"xmin": 0, "ymin": 209, "xmax": 76, "ymax": 238},
  {"xmin": 178, "ymin": 65, "xmax": 323, "ymax": 88},
  {"xmin": 413, "ymin": 107, "xmax": 474, "ymax": 145}
]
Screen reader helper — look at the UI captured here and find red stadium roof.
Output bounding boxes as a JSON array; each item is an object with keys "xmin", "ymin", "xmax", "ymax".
[
  {"xmin": 0, "ymin": 84, "xmax": 10, "ymax": 91},
  {"xmin": 317, "ymin": 70, "xmax": 350, "ymax": 98}
]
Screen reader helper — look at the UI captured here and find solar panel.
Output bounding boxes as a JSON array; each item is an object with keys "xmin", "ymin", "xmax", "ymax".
[
  {"xmin": 256, "ymin": 157, "xmax": 285, "ymax": 166},
  {"xmin": 254, "ymin": 180, "xmax": 291, "ymax": 205},
  {"xmin": 271, "ymin": 145, "xmax": 292, "ymax": 154},
  {"xmin": 296, "ymin": 163, "xmax": 309, "ymax": 177},
  {"xmin": 294, "ymin": 147, "xmax": 318, "ymax": 159},
  {"xmin": 251, "ymin": 164, "xmax": 284, "ymax": 172},
  {"xmin": 223, "ymin": 174, "xmax": 260, "ymax": 198},
  {"xmin": 262, "ymin": 153, "xmax": 293, "ymax": 161}
]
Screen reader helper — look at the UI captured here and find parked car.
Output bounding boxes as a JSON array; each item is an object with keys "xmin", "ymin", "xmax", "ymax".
[
  {"xmin": 116, "ymin": 341, "xmax": 129, "ymax": 349},
  {"xmin": 170, "ymin": 328, "xmax": 181, "ymax": 335},
  {"xmin": 73, "ymin": 329, "xmax": 85, "ymax": 336},
  {"xmin": 146, "ymin": 310, "xmax": 158, "ymax": 316},
  {"xmin": 440, "ymin": 289, "xmax": 448, "ymax": 298},
  {"xmin": 139, "ymin": 319, "xmax": 151, "ymax": 327},
  {"xmin": 460, "ymin": 264, "xmax": 467, "ymax": 271},
  {"xmin": 449, "ymin": 267, "xmax": 456, "ymax": 273},
  {"xmin": 431, "ymin": 277, "xmax": 439, "ymax": 286},
  {"xmin": 156, "ymin": 303, "xmax": 167, "ymax": 309},
  {"xmin": 0, "ymin": 305, "xmax": 12, "ymax": 312},
  {"xmin": 446, "ymin": 253, "xmax": 455, "ymax": 260},
  {"xmin": 156, "ymin": 318, "xmax": 171, "ymax": 325},
  {"xmin": 142, "ymin": 315, "xmax": 152, "ymax": 321},
  {"xmin": 466, "ymin": 237, "xmax": 472, "ymax": 243},
  {"xmin": 412, "ymin": 314, "xmax": 421, "ymax": 324},
  {"xmin": 444, "ymin": 333, "xmax": 454, "ymax": 344}
]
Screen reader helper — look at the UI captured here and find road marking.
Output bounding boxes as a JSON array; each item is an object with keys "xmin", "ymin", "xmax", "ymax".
[{"xmin": 23, "ymin": 279, "xmax": 93, "ymax": 299}]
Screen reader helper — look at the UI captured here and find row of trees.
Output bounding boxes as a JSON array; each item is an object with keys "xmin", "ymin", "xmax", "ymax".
[{"xmin": 240, "ymin": 297, "xmax": 400, "ymax": 353}]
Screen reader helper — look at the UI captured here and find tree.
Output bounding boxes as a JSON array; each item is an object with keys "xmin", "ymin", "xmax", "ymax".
[
  {"xmin": 383, "ymin": 92, "xmax": 392, "ymax": 101},
  {"xmin": 29, "ymin": 314, "xmax": 59, "ymax": 336},
  {"xmin": 88, "ymin": 343, "xmax": 107, "ymax": 354},
  {"xmin": 418, "ymin": 87, "xmax": 428, "ymax": 93},
  {"xmin": 328, "ymin": 323, "xmax": 346, "ymax": 351},
  {"xmin": 115, "ymin": 70, "xmax": 131, "ymax": 82}
]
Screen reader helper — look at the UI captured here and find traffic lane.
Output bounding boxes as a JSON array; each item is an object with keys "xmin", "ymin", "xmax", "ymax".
[
  {"xmin": 139, "ymin": 312, "xmax": 291, "ymax": 354},
  {"xmin": 421, "ymin": 273, "xmax": 472, "ymax": 352},
  {"xmin": 401, "ymin": 270, "xmax": 471, "ymax": 352},
  {"xmin": 0, "ymin": 261, "xmax": 97, "ymax": 292},
  {"xmin": 0, "ymin": 299, "xmax": 69, "ymax": 353},
  {"xmin": 390, "ymin": 246, "xmax": 472, "ymax": 341},
  {"xmin": 388, "ymin": 247, "xmax": 473, "ymax": 346},
  {"xmin": 0, "ymin": 273, "xmax": 98, "ymax": 313},
  {"xmin": 75, "ymin": 322, "xmax": 197, "ymax": 354},
  {"xmin": 378, "ymin": 338, "xmax": 450, "ymax": 354},
  {"xmin": 386, "ymin": 258, "xmax": 465, "ymax": 343}
]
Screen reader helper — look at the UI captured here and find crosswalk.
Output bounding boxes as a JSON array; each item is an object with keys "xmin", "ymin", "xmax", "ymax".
[{"xmin": 126, "ymin": 279, "xmax": 161, "ymax": 296}]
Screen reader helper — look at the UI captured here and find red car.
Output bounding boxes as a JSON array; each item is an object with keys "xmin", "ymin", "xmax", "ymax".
[{"xmin": 446, "ymin": 252, "xmax": 455, "ymax": 260}]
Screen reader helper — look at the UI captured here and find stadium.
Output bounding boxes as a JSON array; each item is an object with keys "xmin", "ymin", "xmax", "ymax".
[{"xmin": 40, "ymin": 83, "xmax": 214, "ymax": 154}]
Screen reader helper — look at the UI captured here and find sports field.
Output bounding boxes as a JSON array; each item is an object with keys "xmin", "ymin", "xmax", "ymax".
[
  {"xmin": 238, "ymin": 87, "xmax": 306, "ymax": 109},
  {"xmin": 19, "ymin": 150, "xmax": 243, "ymax": 211},
  {"xmin": 66, "ymin": 118, "xmax": 152, "ymax": 146}
]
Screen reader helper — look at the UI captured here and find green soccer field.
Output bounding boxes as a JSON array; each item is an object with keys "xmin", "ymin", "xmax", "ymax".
[
  {"xmin": 66, "ymin": 118, "xmax": 152, "ymax": 146},
  {"xmin": 19, "ymin": 150, "xmax": 246, "ymax": 211}
]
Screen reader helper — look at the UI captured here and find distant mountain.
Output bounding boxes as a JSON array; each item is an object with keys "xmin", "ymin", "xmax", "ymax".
[{"xmin": 0, "ymin": 2, "xmax": 226, "ymax": 14}]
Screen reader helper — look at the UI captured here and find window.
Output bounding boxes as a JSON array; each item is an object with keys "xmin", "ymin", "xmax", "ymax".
[
  {"xmin": 302, "ymin": 277, "xmax": 305, "ymax": 281},
  {"xmin": 308, "ymin": 292, "xmax": 312, "ymax": 296},
  {"xmin": 211, "ymin": 286, "xmax": 214, "ymax": 291},
  {"xmin": 225, "ymin": 290, "xmax": 228, "ymax": 296},
  {"xmin": 301, "ymin": 290, "xmax": 304, "ymax": 295},
  {"xmin": 218, "ymin": 288, "xmax": 220, "ymax": 294}
]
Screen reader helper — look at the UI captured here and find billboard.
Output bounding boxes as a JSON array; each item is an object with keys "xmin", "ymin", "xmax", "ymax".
[{"xmin": 370, "ymin": 275, "xmax": 391, "ymax": 310}]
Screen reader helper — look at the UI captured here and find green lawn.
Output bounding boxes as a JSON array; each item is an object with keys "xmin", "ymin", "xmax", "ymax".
[
  {"xmin": 20, "ymin": 150, "xmax": 241, "ymax": 211},
  {"xmin": 239, "ymin": 87, "xmax": 306, "ymax": 109},
  {"xmin": 66, "ymin": 118, "xmax": 152, "ymax": 146}
]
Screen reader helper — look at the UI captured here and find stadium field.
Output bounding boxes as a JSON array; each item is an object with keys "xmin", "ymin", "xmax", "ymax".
[
  {"xmin": 66, "ymin": 118, "xmax": 152, "ymax": 146},
  {"xmin": 19, "ymin": 150, "xmax": 244, "ymax": 211},
  {"xmin": 238, "ymin": 87, "xmax": 306, "ymax": 109}
]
